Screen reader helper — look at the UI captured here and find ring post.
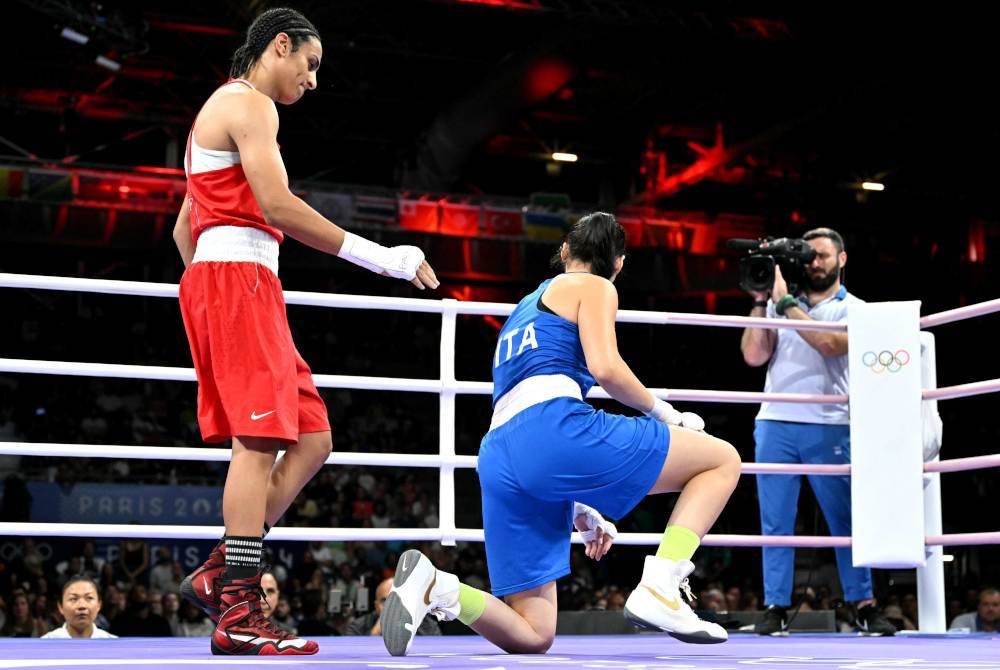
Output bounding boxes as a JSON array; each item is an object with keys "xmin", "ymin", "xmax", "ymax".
[
  {"xmin": 439, "ymin": 299, "xmax": 458, "ymax": 547},
  {"xmin": 918, "ymin": 333, "xmax": 946, "ymax": 632}
]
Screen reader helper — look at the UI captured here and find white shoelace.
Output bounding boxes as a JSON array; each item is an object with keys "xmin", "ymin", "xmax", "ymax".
[{"xmin": 679, "ymin": 578, "xmax": 696, "ymax": 604}]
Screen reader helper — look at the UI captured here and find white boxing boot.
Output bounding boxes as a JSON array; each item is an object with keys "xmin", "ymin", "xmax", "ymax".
[
  {"xmin": 380, "ymin": 549, "xmax": 461, "ymax": 656},
  {"xmin": 624, "ymin": 555, "xmax": 728, "ymax": 644}
]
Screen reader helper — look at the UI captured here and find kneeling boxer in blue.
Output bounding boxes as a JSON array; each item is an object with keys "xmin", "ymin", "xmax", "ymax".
[{"xmin": 382, "ymin": 212, "xmax": 742, "ymax": 656}]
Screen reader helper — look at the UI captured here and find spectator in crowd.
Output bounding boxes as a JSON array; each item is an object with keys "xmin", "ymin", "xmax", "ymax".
[
  {"xmin": 949, "ymin": 588, "xmax": 1000, "ymax": 633},
  {"xmin": 331, "ymin": 563, "xmax": 360, "ymax": 605},
  {"xmin": 345, "ymin": 578, "xmax": 440, "ymax": 636},
  {"xmin": 272, "ymin": 597, "xmax": 298, "ymax": 636},
  {"xmin": 699, "ymin": 588, "xmax": 726, "ymax": 613},
  {"xmin": 947, "ymin": 597, "xmax": 965, "ymax": 629},
  {"xmin": 882, "ymin": 604, "xmax": 917, "ymax": 632},
  {"xmin": 740, "ymin": 591, "xmax": 760, "ymax": 612},
  {"xmin": 149, "ymin": 547, "xmax": 180, "ymax": 594},
  {"xmin": 117, "ymin": 538, "xmax": 150, "ymax": 587},
  {"xmin": 20, "ymin": 539, "xmax": 45, "ymax": 581},
  {"xmin": 900, "ymin": 593, "xmax": 919, "ymax": 630},
  {"xmin": 109, "ymin": 584, "xmax": 172, "ymax": 637},
  {"xmin": 0, "ymin": 590, "xmax": 48, "ymax": 637},
  {"xmin": 741, "ymin": 227, "xmax": 895, "ymax": 637},
  {"xmin": 162, "ymin": 592, "xmax": 181, "ymax": 636},
  {"xmin": 148, "ymin": 590, "xmax": 164, "ymax": 617},
  {"xmin": 259, "ymin": 572, "xmax": 297, "ymax": 635},
  {"xmin": 176, "ymin": 600, "xmax": 214, "ymax": 637},
  {"xmin": 55, "ymin": 557, "xmax": 83, "ymax": 589},
  {"xmin": 292, "ymin": 551, "xmax": 319, "ymax": 593},
  {"xmin": 309, "ymin": 542, "xmax": 335, "ymax": 576},
  {"xmin": 99, "ymin": 563, "xmax": 121, "ymax": 592},
  {"xmin": 99, "ymin": 585, "xmax": 124, "ymax": 626},
  {"xmin": 606, "ymin": 589, "xmax": 626, "ymax": 611},
  {"xmin": 42, "ymin": 576, "xmax": 116, "ymax": 639},
  {"xmin": 78, "ymin": 542, "xmax": 106, "ymax": 581},
  {"xmin": 725, "ymin": 586, "xmax": 742, "ymax": 612},
  {"xmin": 963, "ymin": 587, "xmax": 982, "ymax": 615},
  {"xmin": 34, "ymin": 593, "xmax": 60, "ymax": 631},
  {"xmin": 370, "ymin": 501, "xmax": 390, "ymax": 529},
  {"xmin": 297, "ymin": 592, "xmax": 336, "ymax": 637}
]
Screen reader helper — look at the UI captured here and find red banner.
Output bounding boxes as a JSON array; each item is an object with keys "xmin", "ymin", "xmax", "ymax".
[{"xmin": 398, "ymin": 198, "xmax": 439, "ymax": 232}]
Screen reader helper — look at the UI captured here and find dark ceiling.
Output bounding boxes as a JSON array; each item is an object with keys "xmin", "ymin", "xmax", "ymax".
[{"xmin": 2, "ymin": 1, "xmax": 996, "ymax": 212}]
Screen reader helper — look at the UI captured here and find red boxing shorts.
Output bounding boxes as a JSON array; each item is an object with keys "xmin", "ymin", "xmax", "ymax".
[{"xmin": 179, "ymin": 260, "xmax": 330, "ymax": 444}]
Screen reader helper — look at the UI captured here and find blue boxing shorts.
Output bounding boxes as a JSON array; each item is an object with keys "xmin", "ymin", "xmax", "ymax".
[{"xmin": 477, "ymin": 396, "xmax": 669, "ymax": 597}]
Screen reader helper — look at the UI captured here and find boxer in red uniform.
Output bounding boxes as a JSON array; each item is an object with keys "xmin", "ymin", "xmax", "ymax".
[{"xmin": 171, "ymin": 7, "xmax": 439, "ymax": 656}]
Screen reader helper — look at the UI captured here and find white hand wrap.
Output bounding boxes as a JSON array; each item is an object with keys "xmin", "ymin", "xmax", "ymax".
[
  {"xmin": 336, "ymin": 231, "xmax": 424, "ymax": 281},
  {"xmin": 646, "ymin": 397, "xmax": 705, "ymax": 431},
  {"xmin": 573, "ymin": 502, "xmax": 618, "ymax": 543}
]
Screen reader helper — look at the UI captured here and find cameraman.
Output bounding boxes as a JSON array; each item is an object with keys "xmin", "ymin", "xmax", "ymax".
[{"xmin": 740, "ymin": 227, "xmax": 895, "ymax": 636}]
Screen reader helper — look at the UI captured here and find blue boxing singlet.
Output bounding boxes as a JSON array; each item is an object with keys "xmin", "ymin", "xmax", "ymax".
[{"xmin": 491, "ymin": 277, "xmax": 595, "ymax": 406}]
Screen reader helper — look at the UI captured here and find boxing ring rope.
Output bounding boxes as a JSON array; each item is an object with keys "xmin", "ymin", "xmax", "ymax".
[
  {"xmin": 5, "ymin": 356, "xmax": 998, "ymax": 405},
  {"xmin": 3, "ymin": 272, "xmax": 1000, "ymax": 632},
  {"xmin": 0, "ymin": 520, "xmax": 996, "ymax": 548},
  {"xmin": 918, "ymin": 297, "xmax": 1000, "ymax": 328},
  {"xmin": 0, "ymin": 523, "xmax": 857, "ymax": 546},
  {"xmin": 3, "ymin": 441, "xmax": 996, "ymax": 475},
  {"xmin": 0, "ymin": 357, "xmax": 848, "ymax": 405}
]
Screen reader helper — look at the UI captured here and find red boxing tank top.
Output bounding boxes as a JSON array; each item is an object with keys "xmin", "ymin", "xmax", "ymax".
[{"xmin": 184, "ymin": 78, "xmax": 283, "ymax": 244}]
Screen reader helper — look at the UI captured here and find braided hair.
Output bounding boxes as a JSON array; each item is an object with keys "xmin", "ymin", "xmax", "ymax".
[
  {"xmin": 553, "ymin": 212, "xmax": 626, "ymax": 279},
  {"xmin": 230, "ymin": 7, "xmax": 321, "ymax": 79}
]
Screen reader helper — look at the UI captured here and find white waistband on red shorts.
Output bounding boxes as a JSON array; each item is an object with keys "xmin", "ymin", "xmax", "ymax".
[
  {"xmin": 489, "ymin": 373, "xmax": 583, "ymax": 431},
  {"xmin": 193, "ymin": 225, "xmax": 279, "ymax": 275}
]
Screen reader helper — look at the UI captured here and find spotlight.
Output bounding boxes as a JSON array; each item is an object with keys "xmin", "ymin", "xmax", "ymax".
[
  {"xmin": 60, "ymin": 26, "xmax": 89, "ymax": 45},
  {"xmin": 95, "ymin": 55, "xmax": 121, "ymax": 72},
  {"xmin": 861, "ymin": 181, "xmax": 885, "ymax": 191},
  {"xmin": 551, "ymin": 152, "xmax": 578, "ymax": 163}
]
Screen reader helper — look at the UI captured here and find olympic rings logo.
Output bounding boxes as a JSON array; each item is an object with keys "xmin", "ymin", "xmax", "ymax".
[{"xmin": 861, "ymin": 349, "xmax": 910, "ymax": 374}]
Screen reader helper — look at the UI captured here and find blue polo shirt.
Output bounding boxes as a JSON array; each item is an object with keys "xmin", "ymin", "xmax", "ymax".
[{"xmin": 757, "ymin": 285, "xmax": 861, "ymax": 425}]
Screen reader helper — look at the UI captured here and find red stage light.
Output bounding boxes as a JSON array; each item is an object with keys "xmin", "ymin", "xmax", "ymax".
[
  {"xmin": 523, "ymin": 59, "xmax": 574, "ymax": 103},
  {"xmin": 456, "ymin": 0, "xmax": 542, "ymax": 10}
]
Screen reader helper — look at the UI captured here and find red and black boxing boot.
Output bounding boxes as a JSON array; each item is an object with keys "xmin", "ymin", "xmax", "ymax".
[
  {"xmin": 179, "ymin": 539, "xmax": 226, "ymax": 622},
  {"xmin": 211, "ymin": 572, "xmax": 318, "ymax": 655}
]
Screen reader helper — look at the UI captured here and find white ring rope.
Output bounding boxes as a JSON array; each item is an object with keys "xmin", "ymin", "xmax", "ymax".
[
  {"xmin": 1, "ymin": 272, "xmax": 844, "ymax": 331},
  {"xmin": 0, "ymin": 443, "xmax": 477, "ymax": 468},
  {"xmin": 922, "ymin": 378, "xmax": 1000, "ymax": 402},
  {"xmin": 918, "ymin": 296, "xmax": 1000, "ymax": 328},
  {"xmin": 3, "ymin": 443, "xmax": 996, "ymax": 477},
  {"xmin": 0, "ymin": 522, "xmax": 995, "ymax": 549},
  {"xmin": 9, "ymin": 272, "xmax": 1000, "ymax": 329},
  {"xmin": 4, "ymin": 357, "xmax": 995, "ymax": 405},
  {"xmin": 0, "ymin": 357, "xmax": 846, "ymax": 405}
]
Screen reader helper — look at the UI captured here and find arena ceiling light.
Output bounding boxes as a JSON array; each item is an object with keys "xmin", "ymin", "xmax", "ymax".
[
  {"xmin": 95, "ymin": 55, "xmax": 121, "ymax": 72},
  {"xmin": 861, "ymin": 181, "xmax": 885, "ymax": 191},
  {"xmin": 60, "ymin": 26, "xmax": 89, "ymax": 45},
  {"xmin": 551, "ymin": 152, "xmax": 578, "ymax": 162}
]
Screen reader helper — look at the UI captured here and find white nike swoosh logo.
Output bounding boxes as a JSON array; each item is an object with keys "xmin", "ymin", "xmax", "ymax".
[
  {"xmin": 202, "ymin": 576, "xmax": 212, "ymax": 595},
  {"xmin": 401, "ymin": 556, "xmax": 408, "ymax": 572},
  {"xmin": 250, "ymin": 410, "xmax": 275, "ymax": 421}
]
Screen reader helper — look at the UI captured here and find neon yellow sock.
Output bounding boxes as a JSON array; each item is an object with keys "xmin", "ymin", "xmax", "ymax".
[
  {"xmin": 655, "ymin": 525, "xmax": 701, "ymax": 562},
  {"xmin": 457, "ymin": 583, "xmax": 486, "ymax": 626}
]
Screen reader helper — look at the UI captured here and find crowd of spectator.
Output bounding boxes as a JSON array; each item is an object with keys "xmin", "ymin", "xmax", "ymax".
[{"xmin": 1, "ymin": 534, "xmax": 996, "ymax": 638}]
